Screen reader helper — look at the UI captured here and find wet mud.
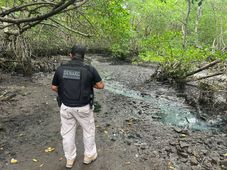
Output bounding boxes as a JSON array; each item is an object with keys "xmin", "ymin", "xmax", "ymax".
[{"xmin": 0, "ymin": 55, "xmax": 227, "ymax": 170}]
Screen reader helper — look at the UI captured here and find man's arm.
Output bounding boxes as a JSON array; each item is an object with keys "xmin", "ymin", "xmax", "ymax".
[
  {"xmin": 94, "ymin": 81, "xmax": 104, "ymax": 89},
  {"xmin": 51, "ymin": 85, "xmax": 58, "ymax": 92},
  {"xmin": 52, "ymin": 68, "xmax": 59, "ymax": 93},
  {"xmin": 90, "ymin": 66, "xmax": 104, "ymax": 89}
]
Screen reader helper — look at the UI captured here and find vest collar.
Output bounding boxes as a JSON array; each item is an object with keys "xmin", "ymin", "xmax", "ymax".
[
  {"xmin": 70, "ymin": 58, "xmax": 84, "ymax": 64},
  {"xmin": 71, "ymin": 57, "xmax": 83, "ymax": 62}
]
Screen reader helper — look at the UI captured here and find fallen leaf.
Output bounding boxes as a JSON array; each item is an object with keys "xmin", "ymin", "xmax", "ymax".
[
  {"xmin": 119, "ymin": 129, "xmax": 125, "ymax": 133},
  {"xmin": 169, "ymin": 166, "xmax": 175, "ymax": 169},
  {"xmin": 104, "ymin": 130, "xmax": 108, "ymax": 134},
  {"xmin": 167, "ymin": 161, "xmax": 172, "ymax": 165},
  {"xmin": 224, "ymin": 153, "xmax": 227, "ymax": 157},
  {"xmin": 45, "ymin": 147, "xmax": 55, "ymax": 153},
  {"xmin": 167, "ymin": 160, "xmax": 174, "ymax": 169},
  {"xmin": 32, "ymin": 159, "xmax": 38, "ymax": 162},
  {"xmin": 59, "ymin": 157, "xmax": 63, "ymax": 161},
  {"xmin": 10, "ymin": 158, "xmax": 18, "ymax": 164},
  {"xmin": 39, "ymin": 163, "xmax": 44, "ymax": 167},
  {"xmin": 180, "ymin": 134, "xmax": 187, "ymax": 138}
]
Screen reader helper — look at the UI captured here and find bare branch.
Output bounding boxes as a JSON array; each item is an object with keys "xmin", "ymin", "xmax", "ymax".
[
  {"xmin": 0, "ymin": 23, "xmax": 13, "ymax": 29},
  {"xmin": 20, "ymin": 20, "xmax": 43, "ymax": 34},
  {"xmin": 61, "ymin": 0, "xmax": 88, "ymax": 13},
  {"xmin": 184, "ymin": 59, "xmax": 222, "ymax": 78},
  {"xmin": 50, "ymin": 19, "xmax": 91, "ymax": 37},
  {"xmin": 27, "ymin": 5, "xmax": 53, "ymax": 17},
  {"xmin": 0, "ymin": 2, "xmax": 56, "ymax": 17},
  {"xmin": 39, "ymin": 22, "xmax": 59, "ymax": 29},
  {"xmin": 186, "ymin": 72, "xmax": 224, "ymax": 82},
  {"xmin": 0, "ymin": 0, "xmax": 77, "ymax": 24}
]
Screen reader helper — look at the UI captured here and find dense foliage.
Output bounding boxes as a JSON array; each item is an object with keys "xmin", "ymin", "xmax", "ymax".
[{"xmin": 0, "ymin": 0, "xmax": 226, "ymax": 77}]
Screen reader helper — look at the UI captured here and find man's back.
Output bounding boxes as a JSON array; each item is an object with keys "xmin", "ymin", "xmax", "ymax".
[{"xmin": 52, "ymin": 59, "xmax": 101, "ymax": 107}]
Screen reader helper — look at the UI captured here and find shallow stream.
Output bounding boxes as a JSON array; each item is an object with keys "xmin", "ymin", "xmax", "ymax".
[{"xmin": 104, "ymin": 80, "xmax": 217, "ymax": 131}]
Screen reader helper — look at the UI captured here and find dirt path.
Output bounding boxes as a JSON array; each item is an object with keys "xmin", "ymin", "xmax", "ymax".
[{"xmin": 0, "ymin": 56, "xmax": 227, "ymax": 170}]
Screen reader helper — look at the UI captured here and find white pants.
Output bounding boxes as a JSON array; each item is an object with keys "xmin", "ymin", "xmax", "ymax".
[{"xmin": 60, "ymin": 103, "xmax": 97, "ymax": 160}]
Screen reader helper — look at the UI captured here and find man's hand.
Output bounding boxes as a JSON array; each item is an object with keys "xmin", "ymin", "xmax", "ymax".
[
  {"xmin": 51, "ymin": 85, "xmax": 58, "ymax": 92},
  {"xmin": 94, "ymin": 81, "xmax": 104, "ymax": 89}
]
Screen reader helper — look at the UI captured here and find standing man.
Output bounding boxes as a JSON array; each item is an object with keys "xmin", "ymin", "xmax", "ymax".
[{"xmin": 51, "ymin": 45, "xmax": 104, "ymax": 169}]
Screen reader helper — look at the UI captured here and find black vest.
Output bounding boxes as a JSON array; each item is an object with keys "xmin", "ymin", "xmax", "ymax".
[{"xmin": 58, "ymin": 59, "xmax": 93, "ymax": 107}]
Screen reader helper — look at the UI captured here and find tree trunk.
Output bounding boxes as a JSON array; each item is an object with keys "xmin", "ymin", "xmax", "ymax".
[
  {"xmin": 194, "ymin": 0, "xmax": 203, "ymax": 47},
  {"xmin": 182, "ymin": 0, "xmax": 191, "ymax": 49},
  {"xmin": 12, "ymin": 35, "xmax": 32, "ymax": 76}
]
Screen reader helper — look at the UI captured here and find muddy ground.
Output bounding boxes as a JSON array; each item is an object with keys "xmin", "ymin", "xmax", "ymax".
[{"xmin": 0, "ymin": 55, "xmax": 227, "ymax": 170}]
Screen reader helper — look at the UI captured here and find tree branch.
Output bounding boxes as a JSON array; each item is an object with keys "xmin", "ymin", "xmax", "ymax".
[
  {"xmin": 39, "ymin": 22, "xmax": 59, "ymax": 29},
  {"xmin": 61, "ymin": 0, "xmax": 88, "ymax": 13},
  {"xmin": 0, "ymin": 2, "xmax": 56, "ymax": 17},
  {"xmin": 50, "ymin": 18, "xmax": 91, "ymax": 37},
  {"xmin": 27, "ymin": 5, "xmax": 53, "ymax": 17},
  {"xmin": 184, "ymin": 59, "xmax": 222, "ymax": 78},
  {"xmin": 19, "ymin": 20, "xmax": 43, "ymax": 34},
  {"xmin": 0, "ymin": 23, "xmax": 13, "ymax": 29},
  {"xmin": 0, "ymin": 0, "xmax": 77, "ymax": 24},
  {"xmin": 186, "ymin": 72, "xmax": 224, "ymax": 82}
]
